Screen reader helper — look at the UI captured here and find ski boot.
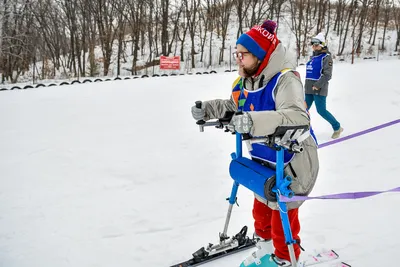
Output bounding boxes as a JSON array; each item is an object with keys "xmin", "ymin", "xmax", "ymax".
[
  {"xmin": 241, "ymin": 251, "xmax": 292, "ymax": 267},
  {"xmin": 240, "ymin": 238, "xmax": 273, "ymax": 267}
]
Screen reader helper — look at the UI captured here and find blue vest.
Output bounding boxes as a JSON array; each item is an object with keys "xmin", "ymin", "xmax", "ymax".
[
  {"xmin": 232, "ymin": 69, "xmax": 309, "ymax": 164},
  {"xmin": 231, "ymin": 70, "xmax": 318, "ymax": 164},
  {"xmin": 306, "ymin": 53, "xmax": 328, "ymax": 80}
]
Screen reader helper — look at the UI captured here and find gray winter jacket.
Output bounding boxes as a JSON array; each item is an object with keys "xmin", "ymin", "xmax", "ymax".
[
  {"xmin": 202, "ymin": 43, "xmax": 319, "ymax": 210},
  {"xmin": 304, "ymin": 49, "xmax": 333, "ymax": 96}
]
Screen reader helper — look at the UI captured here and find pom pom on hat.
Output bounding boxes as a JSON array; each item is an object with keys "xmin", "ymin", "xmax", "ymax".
[{"xmin": 261, "ymin": 20, "xmax": 277, "ymax": 34}]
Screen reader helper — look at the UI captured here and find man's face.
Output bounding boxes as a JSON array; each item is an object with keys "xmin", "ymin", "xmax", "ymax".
[{"xmin": 234, "ymin": 44, "xmax": 260, "ymax": 78}]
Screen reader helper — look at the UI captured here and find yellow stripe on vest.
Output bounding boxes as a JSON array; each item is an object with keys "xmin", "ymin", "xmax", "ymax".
[{"xmin": 232, "ymin": 76, "xmax": 241, "ymax": 89}]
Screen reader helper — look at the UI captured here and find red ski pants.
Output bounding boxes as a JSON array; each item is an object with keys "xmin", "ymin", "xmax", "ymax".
[{"xmin": 253, "ymin": 198, "xmax": 301, "ymax": 261}]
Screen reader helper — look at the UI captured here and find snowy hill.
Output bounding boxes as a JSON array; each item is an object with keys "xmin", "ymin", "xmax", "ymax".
[{"xmin": 0, "ymin": 59, "xmax": 400, "ymax": 267}]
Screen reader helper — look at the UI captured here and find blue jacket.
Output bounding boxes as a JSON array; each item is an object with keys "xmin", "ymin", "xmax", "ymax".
[{"xmin": 305, "ymin": 49, "xmax": 333, "ymax": 96}]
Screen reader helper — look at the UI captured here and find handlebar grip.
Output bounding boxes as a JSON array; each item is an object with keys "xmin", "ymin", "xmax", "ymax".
[
  {"xmin": 242, "ymin": 133, "xmax": 251, "ymax": 140},
  {"xmin": 195, "ymin": 101, "xmax": 202, "ymax": 109},
  {"xmin": 195, "ymin": 101, "xmax": 205, "ymax": 132}
]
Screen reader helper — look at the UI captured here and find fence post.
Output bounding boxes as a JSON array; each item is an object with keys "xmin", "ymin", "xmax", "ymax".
[
  {"xmin": 33, "ymin": 56, "xmax": 36, "ymax": 85},
  {"xmin": 229, "ymin": 46, "xmax": 232, "ymax": 72}
]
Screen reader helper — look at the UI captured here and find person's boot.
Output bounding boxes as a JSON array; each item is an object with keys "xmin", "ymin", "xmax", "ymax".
[
  {"xmin": 331, "ymin": 127, "xmax": 343, "ymax": 139},
  {"xmin": 240, "ymin": 238, "xmax": 273, "ymax": 267},
  {"xmin": 241, "ymin": 246, "xmax": 293, "ymax": 267},
  {"xmin": 267, "ymin": 254, "xmax": 292, "ymax": 266}
]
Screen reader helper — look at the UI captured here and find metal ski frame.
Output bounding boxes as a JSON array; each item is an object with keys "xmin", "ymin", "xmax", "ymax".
[
  {"xmin": 197, "ymin": 126, "xmax": 302, "ymax": 267},
  {"xmin": 181, "ymin": 101, "xmax": 305, "ymax": 267},
  {"xmin": 232, "ymin": 131, "xmax": 299, "ymax": 267}
]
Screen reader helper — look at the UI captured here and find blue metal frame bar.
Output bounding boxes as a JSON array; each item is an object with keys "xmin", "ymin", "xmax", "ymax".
[
  {"xmin": 276, "ymin": 148, "xmax": 295, "ymax": 245},
  {"xmin": 227, "ymin": 133, "xmax": 297, "ymax": 265},
  {"xmin": 228, "ymin": 133, "xmax": 242, "ymax": 205}
]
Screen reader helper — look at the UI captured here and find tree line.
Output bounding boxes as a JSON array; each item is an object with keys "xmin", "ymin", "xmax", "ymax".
[{"xmin": 1, "ymin": 0, "xmax": 400, "ymax": 83}]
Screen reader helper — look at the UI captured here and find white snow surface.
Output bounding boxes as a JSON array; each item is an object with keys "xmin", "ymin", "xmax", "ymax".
[{"xmin": 1, "ymin": 59, "xmax": 400, "ymax": 267}]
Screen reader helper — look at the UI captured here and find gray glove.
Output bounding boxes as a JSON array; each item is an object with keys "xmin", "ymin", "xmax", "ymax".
[
  {"xmin": 229, "ymin": 112, "xmax": 253, "ymax": 134},
  {"xmin": 191, "ymin": 104, "xmax": 206, "ymax": 121}
]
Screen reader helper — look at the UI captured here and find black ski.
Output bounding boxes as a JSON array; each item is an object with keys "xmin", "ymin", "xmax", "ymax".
[{"xmin": 170, "ymin": 237, "xmax": 256, "ymax": 267}]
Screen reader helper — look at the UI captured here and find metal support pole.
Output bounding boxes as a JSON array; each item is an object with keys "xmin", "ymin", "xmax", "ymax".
[
  {"xmin": 236, "ymin": 132, "xmax": 242, "ymax": 158},
  {"xmin": 221, "ymin": 132, "xmax": 242, "ymax": 239},
  {"xmin": 221, "ymin": 181, "xmax": 239, "ymax": 239},
  {"xmin": 276, "ymin": 148, "xmax": 298, "ymax": 267},
  {"xmin": 229, "ymin": 46, "xmax": 232, "ymax": 72}
]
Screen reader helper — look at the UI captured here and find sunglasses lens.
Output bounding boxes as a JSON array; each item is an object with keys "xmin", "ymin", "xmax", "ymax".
[{"xmin": 311, "ymin": 38, "xmax": 321, "ymax": 46}]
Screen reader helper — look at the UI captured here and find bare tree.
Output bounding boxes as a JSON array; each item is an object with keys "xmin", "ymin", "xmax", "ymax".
[
  {"xmin": 339, "ymin": 0, "xmax": 357, "ymax": 55},
  {"xmin": 58, "ymin": 0, "xmax": 80, "ymax": 77},
  {"xmin": 395, "ymin": 0, "xmax": 400, "ymax": 51},
  {"xmin": 115, "ymin": 12, "xmax": 126, "ymax": 76},
  {"xmin": 355, "ymin": 0, "xmax": 371, "ymax": 54},
  {"xmin": 146, "ymin": 0, "xmax": 155, "ymax": 63},
  {"xmin": 301, "ymin": 0, "xmax": 313, "ymax": 57},
  {"xmin": 270, "ymin": 0, "xmax": 285, "ymax": 30},
  {"xmin": 349, "ymin": 0, "xmax": 364, "ymax": 61},
  {"xmin": 215, "ymin": 0, "xmax": 234, "ymax": 64},
  {"xmin": 204, "ymin": 0, "xmax": 217, "ymax": 67},
  {"xmin": 198, "ymin": 4, "xmax": 207, "ymax": 63},
  {"xmin": 287, "ymin": 0, "xmax": 302, "ymax": 60},
  {"xmin": 183, "ymin": 0, "xmax": 200, "ymax": 69},
  {"xmin": 325, "ymin": 1, "xmax": 332, "ymax": 37},
  {"xmin": 1, "ymin": 0, "xmax": 35, "ymax": 82},
  {"xmin": 333, "ymin": 0, "xmax": 347, "ymax": 38},
  {"xmin": 381, "ymin": 0, "xmax": 392, "ymax": 50},
  {"xmin": 367, "ymin": 0, "xmax": 382, "ymax": 45},
  {"xmin": 287, "ymin": 0, "xmax": 315, "ymax": 59},
  {"xmin": 234, "ymin": 0, "xmax": 250, "ymax": 38},
  {"xmin": 315, "ymin": 0, "xmax": 329, "ymax": 33},
  {"xmin": 85, "ymin": 0, "xmax": 99, "ymax": 77},
  {"xmin": 245, "ymin": 0, "xmax": 270, "ymax": 28},
  {"xmin": 168, "ymin": 0, "xmax": 183, "ymax": 56},
  {"xmin": 176, "ymin": 4, "xmax": 189, "ymax": 62},
  {"xmin": 160, "ymin": 0, "xmax": 169, "ymax": 56},
  {"xmin": 120, "ymin": 0, "xmax": 147, "ymax": 75},
  {"xmin": 92, "ymin": 0, "xmax": 119, "ymax": 76},
  {"xmin": 1, "ymin": 0, "xmax": 11, "ymax": 82}
]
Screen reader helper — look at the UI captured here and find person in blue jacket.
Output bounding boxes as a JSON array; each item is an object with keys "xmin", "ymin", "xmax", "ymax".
[{"xmin": 305, "ymin": 33, "xmax": 343, "ymax": 139}]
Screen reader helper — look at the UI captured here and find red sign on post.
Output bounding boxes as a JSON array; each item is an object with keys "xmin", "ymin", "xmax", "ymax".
[{"xmin": 160, "ymin": 56, "xmax": 180, "ymax": 70}]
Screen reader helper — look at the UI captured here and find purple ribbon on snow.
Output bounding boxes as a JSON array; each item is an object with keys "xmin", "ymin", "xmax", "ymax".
[
  {"xmin": 280, "ymin": 187, "xmax": 400, "ymax": 202},
  {"xmin": 318, "ymin": 119, "xmax": 400, "ymax": 149},
  {"xmin": 281, "ymin": 119, "xmax": 400, "ymax": 202}
]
